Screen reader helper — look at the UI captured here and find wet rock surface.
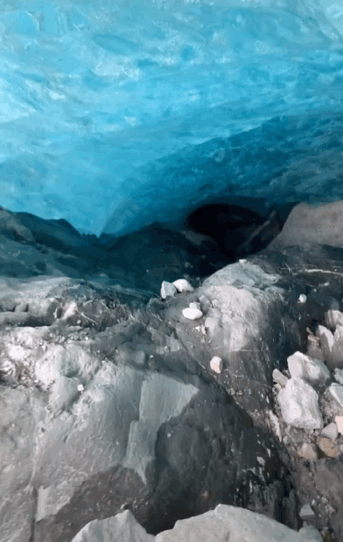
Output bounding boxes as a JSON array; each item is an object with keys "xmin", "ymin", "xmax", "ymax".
[{"xmin": 1, "ymin": 208, "xmax": 343, "ymax": 541}]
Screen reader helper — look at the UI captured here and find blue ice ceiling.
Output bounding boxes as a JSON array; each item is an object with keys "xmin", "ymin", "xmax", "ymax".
[{"xmin": 1, "ymin": 0, "xmax": 343, "ymax": 236}]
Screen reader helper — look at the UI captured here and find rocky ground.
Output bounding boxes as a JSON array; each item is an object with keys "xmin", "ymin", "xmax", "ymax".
[{"xmin": 1, "ymin": 202, "xmax": 343, "ymax": 541}]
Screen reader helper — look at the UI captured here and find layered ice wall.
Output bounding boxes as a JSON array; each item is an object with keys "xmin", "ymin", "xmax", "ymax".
[{"xmin": 0, "ymin": 0, "xmax": 343, "ymax": 236}]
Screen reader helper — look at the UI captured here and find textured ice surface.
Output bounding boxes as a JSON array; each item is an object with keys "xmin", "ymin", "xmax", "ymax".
[{"xmin": 0, "ymin": 0, "xmax": 343, "ymax": 236}]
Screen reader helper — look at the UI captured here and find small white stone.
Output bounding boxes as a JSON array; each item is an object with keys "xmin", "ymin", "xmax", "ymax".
[
  {"xmin": 172, "ymin": 279, "xmax": 194, "ymax": 293},
  {"xmin": 239, "ymin": 259, "xmax": 247, "ymax": 263},
  {"xmin": 77, "ymin": 384, "xmax": 84, "ymax": 392},
  {"xmin": 299, "ymin": 504, "xmax": 316, "ymax": 520},
  {"xmin": 298, "ymin": 294, "xmax": 307, "ymax": 303},
  {"xmin": 210, "ymin": 356, "xmax": 223, "ymax": 374},
  {"xmin": 321, "ymin": 422, "xmax": 338, "ymax": 441},
  {"xmin": 182, "ymin": 307, "xmax": 203, "ymax": 320},
  {"xmin": 160, "ymin": 281, "xmax": 177, "ymax": 299},
  {"xmin": 335, "ymin": 416, "xmax": 343, "ymax": 434}
]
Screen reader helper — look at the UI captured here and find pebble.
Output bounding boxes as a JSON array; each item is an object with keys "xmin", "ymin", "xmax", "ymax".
[
  {"xmin": 172, "ymin": 279, "xmax": 194, "ymax": 293},
  {"xmin": 182, "ymin": 307, "xmax": 203, "ymax": 320},
  {"xmin": 160, "ymin": 281, "xmax": 177, "ymax": 299},
  {"xmin": 210, "ymin": 356, "xmax": 223, "ymax": 374},
  {"xmin": 298, "ymin": 294, "xmax": 307, "ymax": 303}
]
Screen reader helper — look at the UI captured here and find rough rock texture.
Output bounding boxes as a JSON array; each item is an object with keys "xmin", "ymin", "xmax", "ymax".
[
  {"xmin": 2, "ymin": 209, "xmax": 343, "ymax": 541},
  {"xmin": 71, "ymin": 506, "xmax": 322, "ymax": 542},
  {"xmin": 0, "ymin": 275, "xmax": 299, "ymax": 542},
  {"xmin": 316, "ymin": 325, "xmax": 343, "ymax": 370},
  {"xmin": 277, "ymin": 378, "xmax": 323, "ymax": 430},
  {"xmin": 287, "ymin": 352, "xmax": 331, "ymax": 389}
]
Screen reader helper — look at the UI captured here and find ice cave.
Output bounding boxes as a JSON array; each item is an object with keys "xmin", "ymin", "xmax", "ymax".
[{"xmin": 1, "ymin": 1, "xmax": 343, "ymax": 541}]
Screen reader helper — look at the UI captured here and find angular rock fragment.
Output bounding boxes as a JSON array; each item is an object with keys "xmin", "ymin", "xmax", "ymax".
[
  {"xmin": 325, "ymin": 309, "xmax": 343, "ymax": 331},
  {"xmin": 277, "ymin": 377, "xmax": 323, "ymax": 430},
  {"xmin": 327, "ymin": 383, "xmax": 343, "ymax": 409},
  {"xmin": 161, "ymin": 281, "xmax": 177, "ymax": 299},
  {"xmin": 287, "ymin": 351, "xmax": 331, "ymax": 388},
  {"xmin": 306, "ymin": 333, "xmax": 325, "ymax": 362},
  {"xmin": 333, "ymin": 368, "xmax": 343, "ymax": 385},
  {"xmin": 272, "ymin": 368, "xmax": 289, "ymax": 387},
  {"xmin": 172, "ymin": 279, "xmax": 194, "ymax": 293},
  {"xmin": 299, "ymin": 504, "xmax": 316, "ymax": 521},
  {"xmin": 321, "ymin": 422, "xmax": 338, "ymax": 441},
  {"xmin": 316, "ymin": 325, "xmax": 343, "ymax": 369}
]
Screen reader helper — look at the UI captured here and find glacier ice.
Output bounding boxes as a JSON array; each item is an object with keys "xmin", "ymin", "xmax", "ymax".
[{"xmin": 0, "ymin": 0, "xmax": 343, "ymax": 236}]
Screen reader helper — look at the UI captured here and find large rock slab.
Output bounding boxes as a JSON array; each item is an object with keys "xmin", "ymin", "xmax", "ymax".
[
  {"xmin": 71, "ymin": 506, "xmax": 321, "ymax": 542},
  {"xmin": 0, "ymin": 277, "xmax": 298, "ymax": 542},
  {"xmin": 268, "ymin": 201, "xmax": 343, "ymax": 250}
]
